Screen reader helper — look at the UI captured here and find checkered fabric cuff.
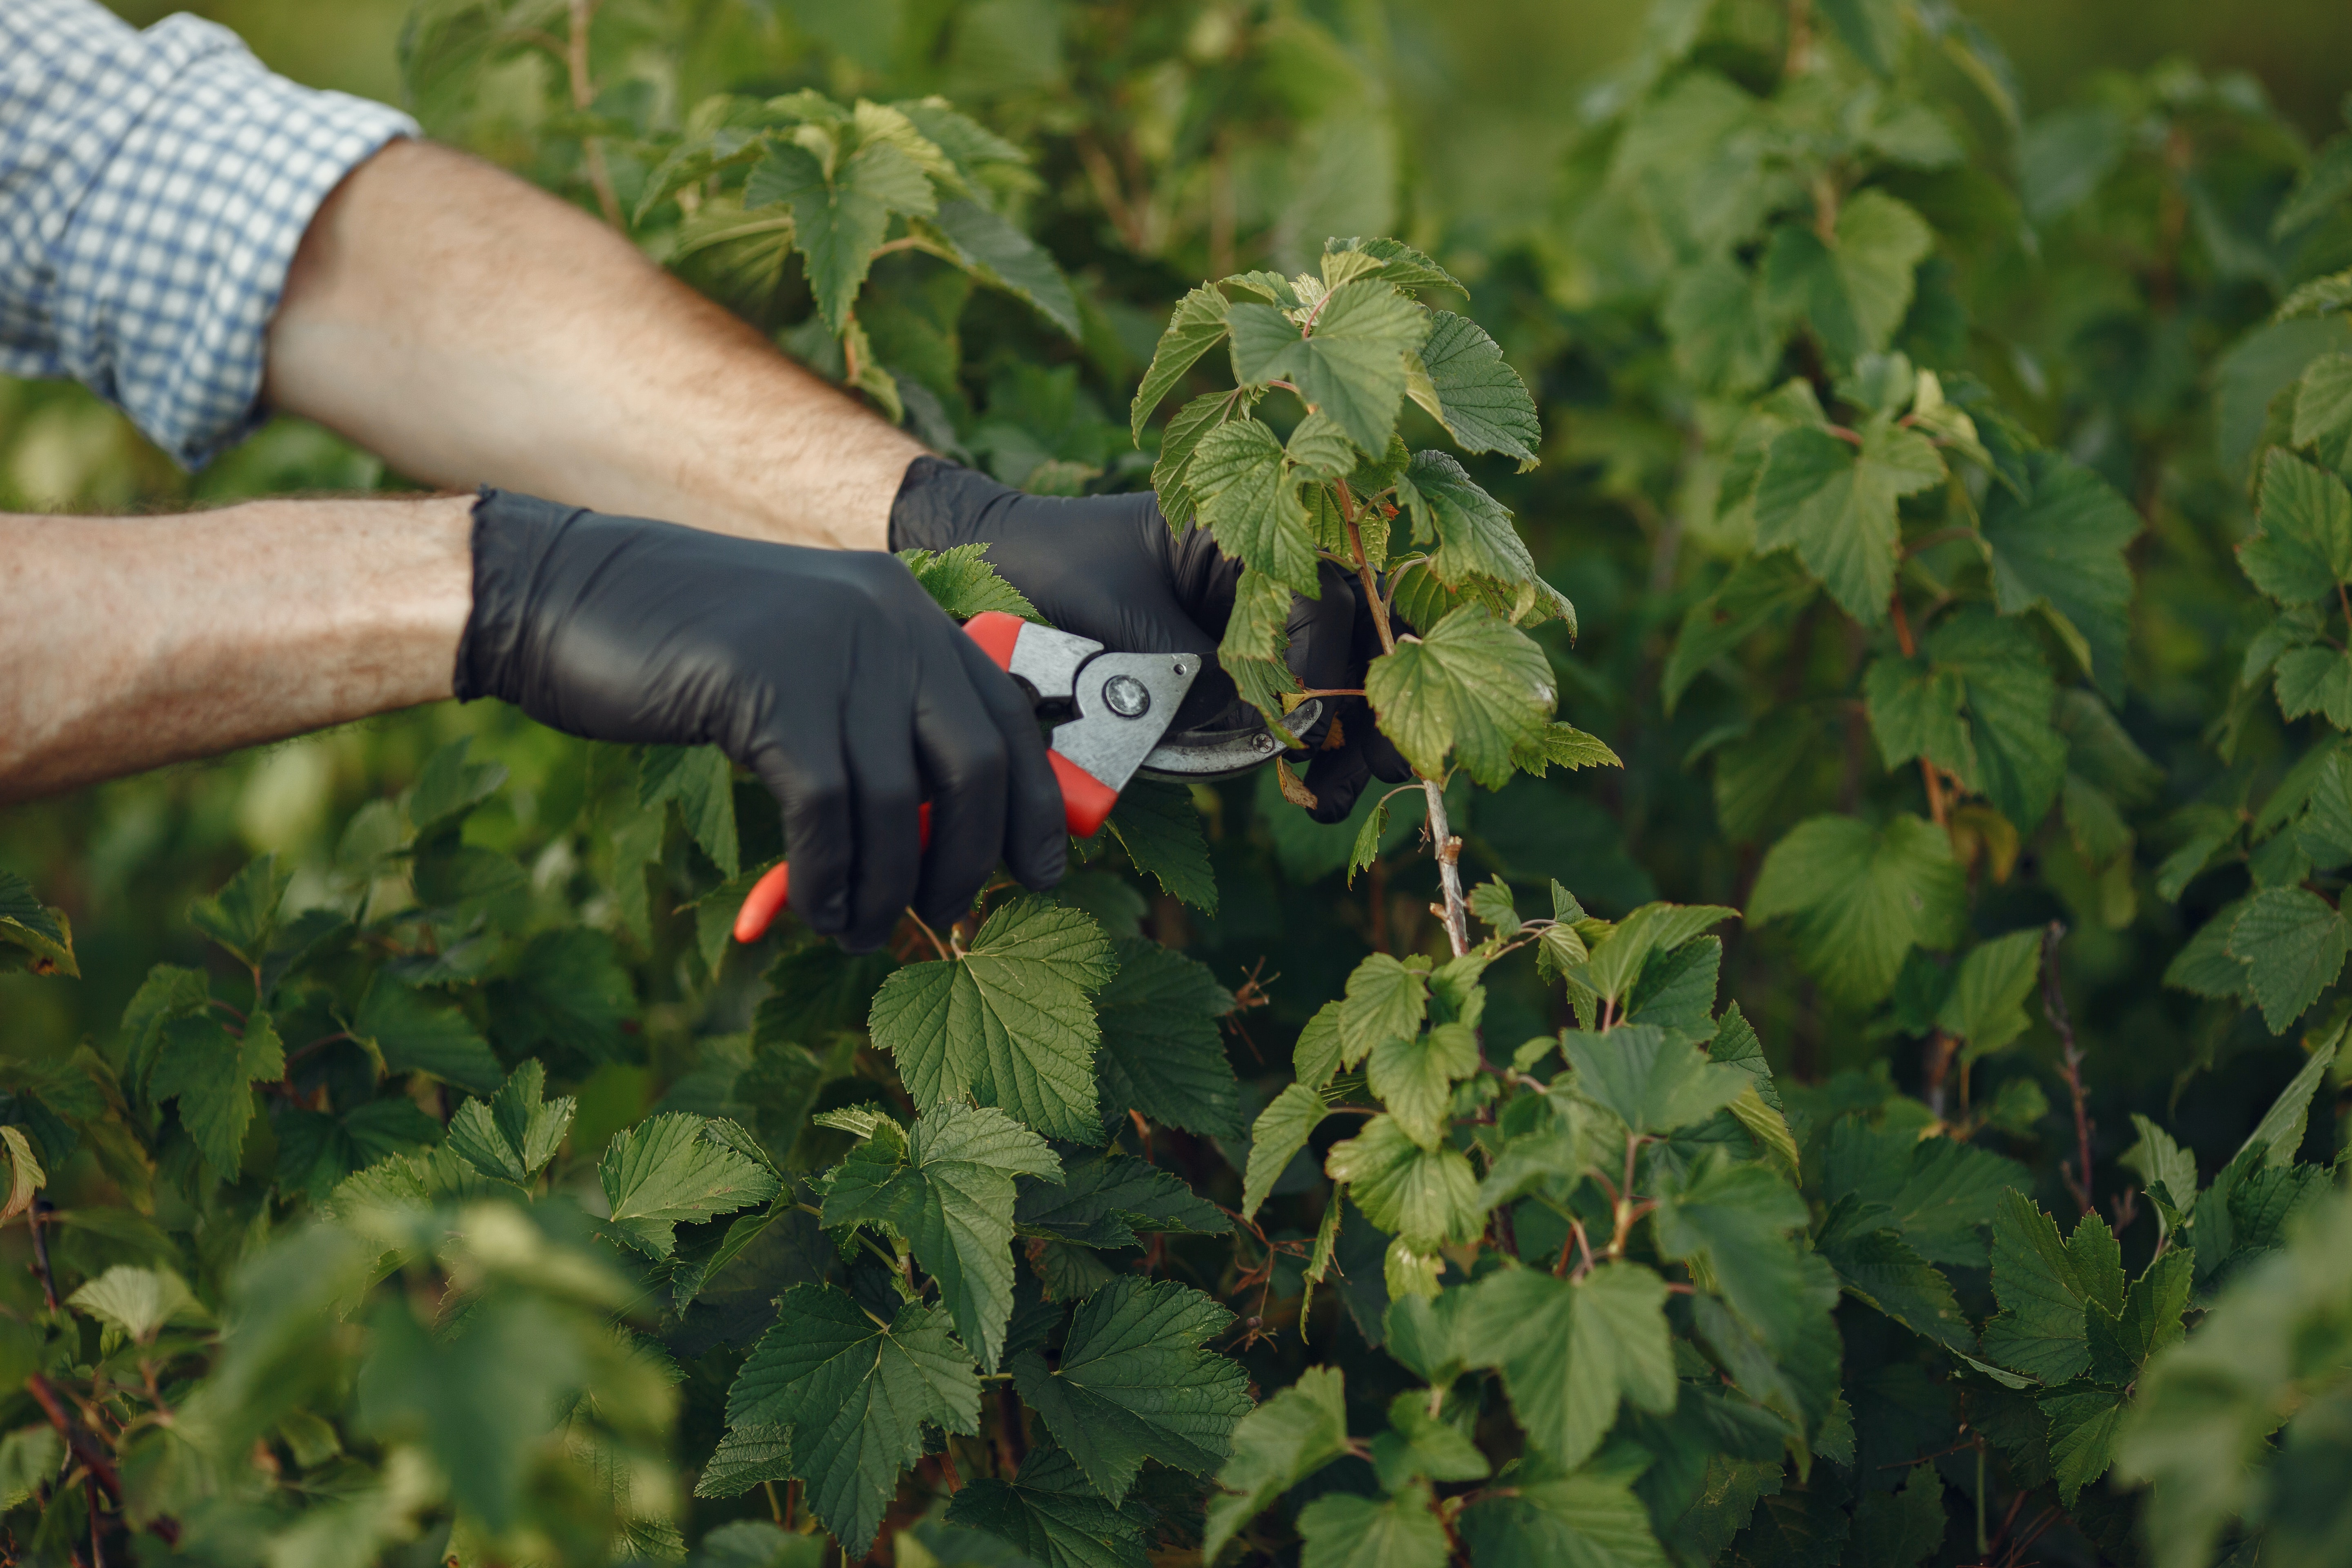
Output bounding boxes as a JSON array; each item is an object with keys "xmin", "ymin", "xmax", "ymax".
[{"xmin": 0, "ymin": 0, "xmax": 418, "ymax": 470}]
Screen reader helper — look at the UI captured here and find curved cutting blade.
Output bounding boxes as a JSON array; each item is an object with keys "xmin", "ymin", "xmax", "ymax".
[{"xmin": 1136, "ymin": 699, "xmax": 1325, "ymax": 782}]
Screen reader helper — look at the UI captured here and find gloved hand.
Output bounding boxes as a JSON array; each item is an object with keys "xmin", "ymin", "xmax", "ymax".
[
  {"xmin": 890, "ymin": 457, "xmax": 1412, "ymax": 823},
  {"xmin": 455, "ymin": 489, "xmax": 1066, "ymax": 951}
]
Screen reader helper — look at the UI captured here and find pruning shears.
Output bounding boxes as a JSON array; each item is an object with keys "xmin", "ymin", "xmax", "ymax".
[{"xmin": 732, "ymin": 611, "xmax": 1322, "ymax": 943}]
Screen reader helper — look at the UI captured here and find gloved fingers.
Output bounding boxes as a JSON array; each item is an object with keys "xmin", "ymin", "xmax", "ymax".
[
  {"xmin": 1363, "ymin": 722, "xmax": 1412, "ymax": 782},
  {"xmin": 951, "ymin": 633, "xmax": 1065, "ymax": 893},
  {"xmin": 839, "ymin": 686, "xmax": 927, "ymax": 954},
  {"xmin": 1280, "ymin": 564, "xmax": 1365, "ymax": 751},
  {"xmin": 904, "ymin": 648, "xmax": 1010, "ymax": 931},
  {"xmin": 1302, "ymin": 735, "xmax": 1374, "ymax": 825},
  {"xmin": 749, "ymin": 729, "xmax": 858, "ymax": 940}
]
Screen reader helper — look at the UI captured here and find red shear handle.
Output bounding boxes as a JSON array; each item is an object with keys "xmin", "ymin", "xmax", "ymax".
[{"xmin": 732, "ymin": 611, "xmax": 1123, "ymax": 944}]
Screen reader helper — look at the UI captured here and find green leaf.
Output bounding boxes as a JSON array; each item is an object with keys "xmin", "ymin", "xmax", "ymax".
[
  {"xmin": 189, "ymin": 855, "xmax": 292, "ymax": 967},
  {"xmin": 151, "ymin": 1010, "xmax": 285, "ymax": 1178},
  {"xmin": 1327, "ymin": 237, "xmax": 1466, "ymax": 297},
  {"xmin": 1929, "ymin": 609, "xmax": 2068, "ymax": 832},
  {"xmin": 1107, "ymin": 780, "xmax": 1218, "ymax": 913},
  {"xmin": 1153, "ymin": 390, "xmax": 1250, "ymax": 528},
  {"xmin": 1469, "ymin": 877, "xmax": 1521, "ymax": 938},
  {"xmin": 1231, "ymin": 281, "xmax": 1433, "ymax": 456},
  {"xmin": 1937, "ymin": 929, "xmax": 2044, "ymax": 1056},
  {"xmin": 1563, "ymin": 1027, "xmax": 1746, "ymax": 1136},
  {"xmin": 0, "ymin": 1127, "xmax": 41, "ymax": 1227},
  {"xmin": 1369, "ymin": 1024, "xmax": 1481, "ymax": 1147},
  {"xmin": 1752, "ymin": 419, "xmax": 1945, "ymax": 624},
  {"xmin": 1219, "ymin": 567, "xmax": 1303, "ymax": 718},
  {"xmin": 1240, "ymin": 1082, "xmax": 1327, "ymax": 1222},
  {"xmin": 1848, "ymin": 1464, "xmax": 1944, "ymax": 1568},
  {"xmin": 1662, "ymin": 553, "xmax": 1817, "ymax": 714},
  {"xmin": 1512, "ymin": 722, "xmax": 1619, "ymax": 776},
  {"xmin": 2226, "ymin": 886, "xmax": 2350, "ymax": 1033},
  {"xmin": 1094, "ymin": 939, "xmax": 1242, "ymax": 1137},
  {"xmin": 1294, "ymin": 1000, "xmax": 1348, "ymax": 1092},
  {"xmin": 693, "ymin": 1424, "xmax": 793, "ymax": 1500},
  {"xmin": 351, "ymin": 979, "xmax": 503, "ymax": 1096},
  {"xmin": 1368, "ymin": 605, "xmax": 1557, "ymax": 788},
  {"xmin": 2120, "ymin": 1114, "xmax": 2201, "ymax": 1247},
  {"xmin": 822, "ymin": 1102, "xmax": 1058, "ymax": 1371},
  {"xmin": 67, "ymin": 1265, "xmax": 199, "ymax": 1343},
  {"xmin": 1296, "ymin": 1484, "xmax": 1451, "ymax": 1568},
  {"xmin": 1980, "ymin": 1189, "xmax": 2118, "ymax": 1383},
  {"xmin": 2293, "ymin": 352, "xmax": 2352, "ymax": 473},
  {"xmin": 947, "ymin": 1438, "xmax": 1152, "ymax": 1568},
  {"xmin": 1982, "ymin": 451, "xmax": 2141, "ymax": 695},
  {"xmin": 2236, "ymin": 1033, "xmax": 2339, "ymax": 1169},
  {"xmin": 408, "ymin": 736, "xmax": 507, "ymax": 838},
  {"xmin": 1763, "ymin": 189, "xmax": 1935, "ymax": 365},
  {"xmin": 2086, "ymin": 1246, "xmax": 2194, "ymax": 1386},
  {"xmin": 1818, "ymin": 1119, "xmax": 2027, "ymax": 1267},
  {"xmin": 1287, "ymin": 410, "xmax": 1361, "ymax": 482},
  {"xmin": 0, "ymin": 871, "xmax": 77, "ymax": 978},
  {"xmin": 1203, "ymin": 1366, "xmax": 1351, "ymax": 1563},
  {"xmin": 1653, "ymin": 1156, "xmax": 1812, "ymax": 1351},
  {"xmin": 1012, "ymin": 1276, "xmax": 1250, "ymax": 1505},
  {"xmin": 1406, "ymin": 451, "xmax": 1544, "ymax": 592},
  {"xmin": 1455, "ymin": 1448, "xmax": 1670, "ymax": 1568},
  {"xmin": 489, "ymin": 929, "xmax": 636, "ymax": 1061},
  {"xmin": 1819, "ymin": 0, "xmax": 1903, "ymax": 72},
  {"xmin": 599, "ymin": 1114, "xmax": 781, "ymax": 1260},
  {"xmin": 1461, "ymin": 1264, "xmax": 1676, "ymax": 1470},
  {"xmin": 868, "ymin": 895, "xmax": 1116, "ymax": 1143},
  {"xmin": 1187, "ymin": 418, "xmax": 1320, "ymax": 595},
  {"xmin": 445, "ymin": 1060, "xmax": 575, "ymax": 1185},
  {"xmin": 899, "ymin": 544, "xmax": 1041, "ymax": 621},
  {"xmin": 639, "ymin": 744, "xmax": 741, "ymax": 880},
  {"xmin": 1324, "ymin": 1114, "xmax": 1481, "ymax": 1248},
  {"xmin": 1747, "ymin": 813, "xmax": 1965, "ymax": 1007},
  {"xmin": 1410, "ymin": 311, "xmax": 1541, "ymax": 468},
  {"xmin": 1015, "ymin": 1150, "xmax": 1229, "ymax": 1248},
  {"xmin": 2271, "ymin": 644, "xmax": 2352, "ymax": 728},
  {"xmin": 1338, "ymin": 953, "xmax": 1431, "ymax": 1067},
  {"xmin": 1131, "ymin": 285, "xmax": 1232, "ymax": 442},
  {"xmin": 2043, "ymin": 1387, "xmax": 2126, "ymax": 1506},
  {"xmin": 1864, "ymin": 655, "xmax": 1974, "ymax": 780},
  {"xmin": 749, "ymin": 138, "xmax": 931, "ymax": 333},
  {"xmin": 1663, "ymin": 256, "xmax": 1784, "ymax": 398},
  {"xmin": 726, "ymin": 1284, "xmax": 980, "ymax": 1557},
  {"xmin": 2242, "ymin": 449, "xmax": 2352, "ymax": 604},
  {"xmin": 1581, "ymin": 902, "xmax": 1738, "ymax": 1005},
  {"xmin": 928, "ymin": 198, "xmax": 1082, "ymax": 338},
  {"xmin": 1813, "ymin": 1197, "xmax": 1973, "ymax": 1349},
  {"xmin": 1371, "ymin": 1390, "xmax": 1490, "ymax": 1491}
]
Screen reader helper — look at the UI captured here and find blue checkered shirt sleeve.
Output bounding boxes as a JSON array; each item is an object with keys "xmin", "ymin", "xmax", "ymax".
[{"xmin": 0, "ymin": 0, "xmax": 418, "ymax": 470}]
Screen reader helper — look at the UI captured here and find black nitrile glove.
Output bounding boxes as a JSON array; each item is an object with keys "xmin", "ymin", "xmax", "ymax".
[
  {"xmin": 890, "ymin": 457, "xmax": 1412, "ymax": 823},
  {"xmin": 456, "ymin": 489, "xmax": 1066, "ymax": 951}
]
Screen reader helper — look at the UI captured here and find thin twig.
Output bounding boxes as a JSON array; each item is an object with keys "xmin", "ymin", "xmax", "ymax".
[
  {"xmin": 2042, "ymin": 921, "xmax": 2095, "ymax": 1216},
  {"xmin": 565, "ymin": 0, "xmax": 624, "ymax": 228},
  {"xmin": 28, "ymin": 1198, "xmax": 59, "ymax": 1311}
]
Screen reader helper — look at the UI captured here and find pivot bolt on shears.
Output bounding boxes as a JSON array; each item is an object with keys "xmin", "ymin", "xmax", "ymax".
[{"xmin": 732, "ymin": 611, "xmax": 1322, "ymax": 942}]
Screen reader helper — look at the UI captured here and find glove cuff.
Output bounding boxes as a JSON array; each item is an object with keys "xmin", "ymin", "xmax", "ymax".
[
  {"xmin": 454, "ymin": 487, "xmax": 581, "ymax": 705},
  {"xmin": 887, "ymin": 455, "xmax": 1025, "ymax": 554}
]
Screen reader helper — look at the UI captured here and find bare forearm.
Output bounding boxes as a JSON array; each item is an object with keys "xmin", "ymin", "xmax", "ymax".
[
  {"xmin": 264, "ymin": 140, "xmax": 923, "ymax": 551},
  {"xmin": 0, "ymin": 497, "xmax": 473, "ymax": 802}
]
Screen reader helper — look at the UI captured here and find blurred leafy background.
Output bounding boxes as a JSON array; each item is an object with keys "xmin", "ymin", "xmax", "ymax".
[
  {"xmin": 9, "ymin": 0, "xmax": 2352, "ymax": 1105},
  {"xmin": 11, "ymin": 2, "xmax": 2352, "ymax": 1562}
]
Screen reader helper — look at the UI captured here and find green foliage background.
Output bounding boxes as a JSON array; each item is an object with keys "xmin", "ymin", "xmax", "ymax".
[{"xmin": 9, "ymin": 2, "xmax": 2352, "ymax": 1566}]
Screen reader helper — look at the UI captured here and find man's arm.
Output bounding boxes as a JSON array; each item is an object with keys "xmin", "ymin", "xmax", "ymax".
[
  {"xmin": 264, "ymin": 140, "xmax": 924, "ymax": 551},
  {"xmin": 0, "ymin": 497, "xmax": 473, "ymax": 803}
]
